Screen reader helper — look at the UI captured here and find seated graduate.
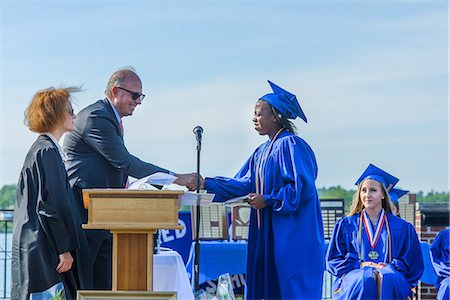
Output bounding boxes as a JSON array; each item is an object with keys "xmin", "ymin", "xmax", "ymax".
[
  {"xmin": 200, "ymin": 81, "xmax": 324, "ymax": 300},
  {"xmin": 430, "ymin": 227, "xmax": 449, "ymax": 300},
  {"xmin": 388, "ymin": 188, "xmax": 408, "ymax": 217},
  {"xmin": 326, "ymin": 164, "xmax": 424, "ymax": 300},
  {"xmin": 12, "ymin": 87, "xmax": 82, "ymax": 300}
]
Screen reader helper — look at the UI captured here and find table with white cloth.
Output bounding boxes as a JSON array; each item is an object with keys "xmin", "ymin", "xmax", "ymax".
[{"xmin": 153, "ymin": 250, "xmax": 194, "ymax": 300}]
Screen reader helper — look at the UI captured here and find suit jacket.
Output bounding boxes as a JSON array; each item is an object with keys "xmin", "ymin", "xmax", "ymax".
[{"xmin": 63, "ymin": 98, "xmax": 169, "ymax": 221}]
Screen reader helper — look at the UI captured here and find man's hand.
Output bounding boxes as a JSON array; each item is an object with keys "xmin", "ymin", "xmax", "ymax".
[{"xmin": 174, "ymin": 173, "xmax": 198, "ymax": 191}]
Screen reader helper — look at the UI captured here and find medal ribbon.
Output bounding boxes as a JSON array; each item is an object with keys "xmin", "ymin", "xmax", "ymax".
[
  {"xmin": 362, "ymin": 209, "xmax": 385, "ymax": 249},
  {"xmin": 358, "ymin": 209, "xmax": 392, "ymax": 262},
  {"xmin": 255, "ymin": 128, "xmax": 284, "ymax": 228}
]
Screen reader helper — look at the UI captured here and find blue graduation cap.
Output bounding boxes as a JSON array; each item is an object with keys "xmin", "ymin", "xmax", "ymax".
[
  {"xmin": 259, "ymin": 80, "xmax": 307, "ymax": 122},
  {"xmin": 355, "ymin": 164, "xmax": 399, "ymax": 191},
  {"xmin": 389, "ymin": 188, "xmax": 409, "ymax": 205}
]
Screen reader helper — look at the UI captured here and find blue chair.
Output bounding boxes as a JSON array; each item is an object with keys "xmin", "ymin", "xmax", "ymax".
[{"xmin": 420, "ymin": 242, "xmax": 438, "ymax": 285}]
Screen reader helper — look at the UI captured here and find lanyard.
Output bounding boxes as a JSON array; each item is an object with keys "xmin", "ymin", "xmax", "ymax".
[{"xmin": 254, "ymin": 128, "xmax": 284, "ymax": 228}]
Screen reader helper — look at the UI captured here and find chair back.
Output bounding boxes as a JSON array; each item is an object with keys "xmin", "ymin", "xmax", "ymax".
[{"xmin": 420, "ymin": 242, "xmax": 439, "ymax": 285}]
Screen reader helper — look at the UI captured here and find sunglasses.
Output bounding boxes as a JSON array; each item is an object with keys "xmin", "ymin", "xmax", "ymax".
[{"xmin": 116, "ymin": 86, "xmax": 146, "ymax": 102}]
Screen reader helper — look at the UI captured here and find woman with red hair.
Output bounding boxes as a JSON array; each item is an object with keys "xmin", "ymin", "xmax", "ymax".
[{"xmin": 12, "ymin": 87, "xmax": 82, "ymax": 300}]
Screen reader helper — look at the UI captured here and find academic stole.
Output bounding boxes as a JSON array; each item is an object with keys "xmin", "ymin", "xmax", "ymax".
[
  {"xmin": 254, "ymin": 128, "xmax": 284, "ymax": 228},
  {"xmin": 358, "ymin": 209, "xmax": 392, "ymax": 262}
]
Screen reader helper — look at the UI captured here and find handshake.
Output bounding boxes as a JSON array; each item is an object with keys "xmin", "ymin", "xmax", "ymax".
[
  {"xmin": 173, "ymin": 173, "xmax": 267, "ymax": 209},
  {"xmin": 173, "ymin": 173, "xmax": 205, "ymax": 191}
]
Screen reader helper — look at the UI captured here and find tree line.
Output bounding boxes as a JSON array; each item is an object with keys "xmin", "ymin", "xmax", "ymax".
[
  {"xmin": 0, "ymin": 184, "xmax": 448, "ymax": 210},
  {"xmin": 317, "ymin": 185, "xmax": 449, "ymax": 212}
]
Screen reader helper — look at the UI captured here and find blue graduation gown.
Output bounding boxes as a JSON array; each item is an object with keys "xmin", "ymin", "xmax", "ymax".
[
  {"xmin": 326, "ymin": 211, "xmax": 424, "ymax": 300},
  {"xmin": 430, "ymin": 227, "xmax": 450, "ymax": 300},
  {"xmin": 204, "ymin": 130, "xmax": 324, "ymax": 300}
]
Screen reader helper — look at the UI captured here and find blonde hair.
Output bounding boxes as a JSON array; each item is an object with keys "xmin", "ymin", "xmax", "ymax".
[
  {"xmin": 348, "ymin": 179, "xmax": 393, "ymax": 216},
  {"xmin": 24, "ymin": 86, "xmax": 80, "ymax": 133}
]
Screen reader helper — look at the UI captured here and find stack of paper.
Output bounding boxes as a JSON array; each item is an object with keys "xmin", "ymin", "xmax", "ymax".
[{"xmin": 128, "ymin": 172, "xmax": 177, "ymax": 190}]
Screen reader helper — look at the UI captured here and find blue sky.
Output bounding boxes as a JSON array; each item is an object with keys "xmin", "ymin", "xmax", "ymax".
[{"xmin": 0, "ymin": 0, "xmax": 448, "ymax": 193}]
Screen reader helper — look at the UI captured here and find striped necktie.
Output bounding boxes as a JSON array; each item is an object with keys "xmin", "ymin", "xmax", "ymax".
[{"xmin": 119, "ymin": 119, "xmax": 124, "ymax": 135}]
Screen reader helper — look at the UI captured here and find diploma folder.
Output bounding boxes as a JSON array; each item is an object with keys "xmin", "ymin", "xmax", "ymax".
[{"xmin": 223, "ymin": 195, "xmax": 250, "ymax": 206}]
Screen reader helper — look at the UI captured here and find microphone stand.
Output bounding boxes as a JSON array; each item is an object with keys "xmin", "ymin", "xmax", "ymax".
[{"xmin": 194, "ymin": 130, "xmax": 202, "ymax": 292}]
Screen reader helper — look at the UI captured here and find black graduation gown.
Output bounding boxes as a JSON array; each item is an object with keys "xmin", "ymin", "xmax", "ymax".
[{"xmin": 11, "ymin": 135, "xmax": 80, "ymax": 300}]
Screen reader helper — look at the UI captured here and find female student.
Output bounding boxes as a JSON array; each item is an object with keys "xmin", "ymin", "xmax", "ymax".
[
  {"xmin": 200, "ymin": 81, "xmax": 324, "ymax": 299},
  {"xmin": 326, "ymin": 164, "xmax": 424, "ymax": 299}
]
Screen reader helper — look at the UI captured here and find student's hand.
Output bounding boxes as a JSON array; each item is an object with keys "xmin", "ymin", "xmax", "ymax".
[
  {"xmin": 373, "ymin": 262, "xmax": 387, "ymax": 269},
  {"xmin": 360, "ymin": 261, "xmax": 387, "ymax": 269},
  {"xmin": 360, "ymin": 261, "xmax": 377, "ymax": 268},
  {"xmin": 56, "ymin": 252, "xmax": 73, "ymax": 273},
  {"xmin": 247, "ymin": 193, "xmax": 266, "ymax": 209},
  {"xmin": 174, "ymin": 173, "xmax": 197, "ymax": 190}
]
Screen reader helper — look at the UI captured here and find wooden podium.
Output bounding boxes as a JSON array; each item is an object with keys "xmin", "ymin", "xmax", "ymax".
[{"xmin": 82, "ymin": 189, "xmax": 184, "ymax": 292}]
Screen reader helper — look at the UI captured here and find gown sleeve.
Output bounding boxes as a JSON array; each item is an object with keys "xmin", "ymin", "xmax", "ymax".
[
  {"xmin": 389, "ymin": 221, "xmax": 424, "ymax": 285},
  {"xmin": 430, "ymin": 228, "xmax": 450, "ymax": 278},
  {"xmin": 204, "ymin": 153, "xmax": 255, "ymax": 202},
  {"xmin": 265, "ymin": 136, "xmax": 318, "ymax": 214},
  {"xmin": 36, "ymin": 148, "xmax": 77, "ymax": 254},
  {"xmin": 326, "ymin": 217, "xmax": 361, "ymax": 278}
]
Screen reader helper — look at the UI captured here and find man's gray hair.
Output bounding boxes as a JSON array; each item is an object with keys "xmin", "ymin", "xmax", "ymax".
[{"xmin": 105, "ymin": 66, "xmax": 139, "ymax": 99}]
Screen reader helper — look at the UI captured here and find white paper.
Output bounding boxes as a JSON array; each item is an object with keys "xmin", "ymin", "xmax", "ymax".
[
  {"xmin": 128, "ymin": 172, "xmax": 177, "ymax": 189},
  {"xmin": 223, "ymin": 195, "xmax": 250, "ymax": 206},
  {"xmin": 180, "ymin": 192, "xmax": 215, "ymax": 206}
]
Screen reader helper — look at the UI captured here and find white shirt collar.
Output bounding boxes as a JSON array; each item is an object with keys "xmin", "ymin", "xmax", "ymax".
[{"xmin": 106, "ymin": 98, "xmax": 121, "ymax": 124}]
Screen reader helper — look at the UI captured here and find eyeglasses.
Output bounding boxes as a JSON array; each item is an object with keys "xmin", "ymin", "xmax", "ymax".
[{"xmin": 116, "ymin": 86, "xmax": 146, "ymax": 102}]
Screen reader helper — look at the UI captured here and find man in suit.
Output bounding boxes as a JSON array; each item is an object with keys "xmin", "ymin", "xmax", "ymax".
[{"xmin": 63, "ymin": 67, "xmax": 196, "ymax": 289}]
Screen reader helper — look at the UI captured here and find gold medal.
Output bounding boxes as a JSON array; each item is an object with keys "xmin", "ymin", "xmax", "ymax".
[
  {"xmin": 368, "ymin": 250, "xmax": 379, "ymax": 260},
  {"xmin": 358, "ymin": 210, "xmax": 393, "ymax": 262}
]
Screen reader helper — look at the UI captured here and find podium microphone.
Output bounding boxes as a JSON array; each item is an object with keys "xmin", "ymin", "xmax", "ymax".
[
  {"xmin": 193, "ymin": 126, "xmax": 203, "ymax": 143},
  {"xmin": 193, "ymin": 125, "xmax": 203, "ymax": 291}
]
